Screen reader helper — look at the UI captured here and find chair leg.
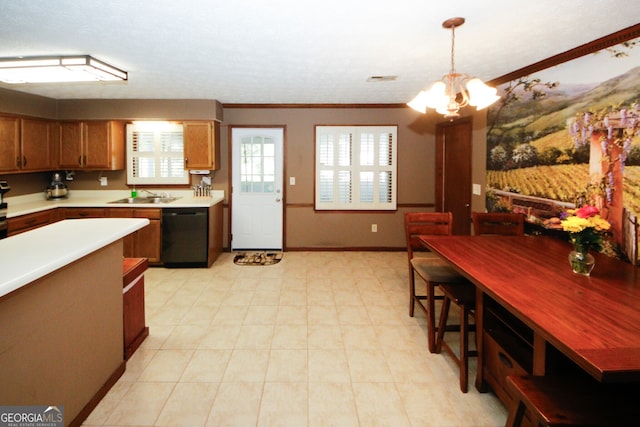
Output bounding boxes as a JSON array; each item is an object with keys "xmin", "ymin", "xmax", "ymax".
[
  {"xmin": 436, "ymin": 293, "xmax": 473, "ymax": 393},
  {"xmin": 504, "ymin": 400, "xmax": 527, "ymax": 427},
  {"xmin": 460, "ymin": 304, "xmax": 469, "ymax": 393},
  {"xmin": 409, "ymin": 269, "xmax": 416, "ymax": 317},
  {"xmin": 427, "ymin": 280, "xmax": 438, "ymax": 353},
  {"xmin": 435, "ymin": 294, "xmax": 450, "ymax": 354}
]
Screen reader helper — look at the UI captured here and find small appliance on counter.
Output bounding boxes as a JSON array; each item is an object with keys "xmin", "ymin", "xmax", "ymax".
[
  {"xmin": 0, "ymin": 180, "xmax": 10, "ymax": 239},
  {"xmin": 45, "ymin": 173, "xmax": 69, "ymax": 200}
]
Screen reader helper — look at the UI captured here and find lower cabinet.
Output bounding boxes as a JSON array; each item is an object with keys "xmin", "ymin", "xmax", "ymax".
[
  {"xmin": 8, "ymin": 209, "xmax": 62, "ymax": 236},
  {"xmin": 122, "ymin": 257, "xmax": 149, "ymax": 360},
  {"xmin": 10, "ymin": 203, "xmax": 221, "ymax": 267},
  {"xmin": 108, "ymin": 208, "xmax": 162, "ymax": 264}
]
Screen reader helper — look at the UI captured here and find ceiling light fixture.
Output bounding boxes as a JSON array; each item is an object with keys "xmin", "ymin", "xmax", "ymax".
[
  {"xmin": 407, "ymin": 17, "xmax": 500, "ymax": 120},
  {"xmin": 0, "ymin": 55, "xmax": 127, "ymax": 84}
]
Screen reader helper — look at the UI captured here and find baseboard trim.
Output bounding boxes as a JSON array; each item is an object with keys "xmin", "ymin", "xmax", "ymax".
[{"xmin": 69, "ymin": 361, "xmax": 126, "ymax": 427}]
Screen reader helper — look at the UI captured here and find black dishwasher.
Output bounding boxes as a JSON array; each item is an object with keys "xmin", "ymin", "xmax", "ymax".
[{"xmin": 162, "ymin": 208, "xmax": 208, "ymax": 267}]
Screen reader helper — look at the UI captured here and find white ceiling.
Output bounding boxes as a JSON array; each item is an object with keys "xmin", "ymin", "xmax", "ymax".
[{"xmin": 1, "ymin": 0, "xmax": 638, "ymax": 104}]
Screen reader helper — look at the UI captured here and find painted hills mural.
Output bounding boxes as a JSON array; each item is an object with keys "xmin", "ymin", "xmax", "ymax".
[{"xmin": 485, "ymin": 38, "xmax": 640, "ymax": 262}]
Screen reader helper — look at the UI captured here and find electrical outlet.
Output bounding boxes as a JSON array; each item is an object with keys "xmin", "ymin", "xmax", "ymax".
[
  {"xmin": 100, "ymin": 176, "xmax": 108, "ymax": 186},
  {"xmin": 371, "ymin": 224, "xmax": 377, "ymax": 232}
]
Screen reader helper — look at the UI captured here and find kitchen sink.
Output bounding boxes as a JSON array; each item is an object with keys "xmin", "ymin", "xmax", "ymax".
[{"xmin": 109, "ymin": 196, "xmax": 181, "ymax": 204}]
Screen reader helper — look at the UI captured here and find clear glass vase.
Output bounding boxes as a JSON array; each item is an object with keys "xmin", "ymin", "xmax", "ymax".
[{"xmin": 568, "ymin": 247, "xmax": 595, "ymax": 276}]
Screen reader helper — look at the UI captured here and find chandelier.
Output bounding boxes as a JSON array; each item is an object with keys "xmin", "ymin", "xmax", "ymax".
[{"xmin": 407, "ymin": 17, "xmax": 500, "ymax": 120}]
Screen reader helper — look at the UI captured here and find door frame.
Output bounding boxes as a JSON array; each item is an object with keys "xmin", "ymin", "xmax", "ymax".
[
  {"xmin": 435, "ymin": 116, "xmax": 472, "ymax": 235},
  {"xmin": 228, "ymin": 125, "xmax": 287, "ymax": 250}
]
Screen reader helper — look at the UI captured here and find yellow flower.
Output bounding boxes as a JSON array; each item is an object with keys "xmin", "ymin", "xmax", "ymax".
[
  {"xmin": 590, "ymin": 215, "xmax": 611, "ymax": 232},
  {"xmin": 561, "ymin": 216, "xmax": 592, "ymax": 233}
]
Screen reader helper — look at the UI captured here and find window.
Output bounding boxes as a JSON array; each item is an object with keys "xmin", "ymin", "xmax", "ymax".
[
  {"xmin": 240, "ymin": 135, "xmax": 276, "ymax": 193},
  {"xmin": 126, "ymin": 122, "xmax": 189, "ymax": 185},
  {"xmin": 315, "ymin": 125, "xmax": 397, "ymax": 210}
]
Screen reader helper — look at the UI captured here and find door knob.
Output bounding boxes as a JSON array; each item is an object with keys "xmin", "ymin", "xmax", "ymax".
[{"xmin": 276, "ymin": 198, "xmax": 282, "ymax": 202}]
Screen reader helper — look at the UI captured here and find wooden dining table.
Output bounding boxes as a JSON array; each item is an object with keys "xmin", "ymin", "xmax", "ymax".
[{"xmin": 419, "ymin": 234, "xmax": 640, "ymax": 394}]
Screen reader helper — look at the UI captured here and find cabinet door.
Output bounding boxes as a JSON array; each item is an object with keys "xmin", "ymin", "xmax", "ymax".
[
  {"xmin": 59, "ymin": 121, "xmax": 125, "ymax": 170},
  {"xmin": 84, "ymin": 121, "xmax": 112, "ymax": 169},
  {"xmin": 0, "ymin": 117, "xmax": 20, "ymax": 172},
  {"xmin": 183, "ymin": 121, "xmax": 220, "ymax": 170},
  {"xmin": 21, "ymin": 118, "xmax": 54, "ymax": 171},
  {"xmin": 59, "ymin": 122, "xmax": 83, "ymax": 169},
  {"xmin": 8, "ymin": 210, "xmax": 54, "ymax": 236},
  {"xmin": 108, "ymin": 208, "xmax": 135, "ymax": 256},
  {"xmin": 48, "ymin": 122, "xmax": 60, "ymax": 169},
  {"xmin": 135, "ymin": 219, "xmax": 162, "ymax": 263}
]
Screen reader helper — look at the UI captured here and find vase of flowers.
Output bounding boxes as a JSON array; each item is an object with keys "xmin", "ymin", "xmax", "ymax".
[{"xmin": 561, "ymin": 205, "xmax": 611, "ymax": 276}]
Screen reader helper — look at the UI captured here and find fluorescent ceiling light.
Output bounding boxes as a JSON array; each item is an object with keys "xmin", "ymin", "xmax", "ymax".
[{"xmin": 0, "ymin": 55, "xmax": 127, "ymax": 84}]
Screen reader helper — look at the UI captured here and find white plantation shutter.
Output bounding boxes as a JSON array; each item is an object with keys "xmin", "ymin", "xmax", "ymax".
[
  {"xmin": 127, "ymin": 122, "xmax": 189, "ymax": 185},
  {"xmin": 315, "ymin": 125, "xmax": 397, "ymax": 210}
]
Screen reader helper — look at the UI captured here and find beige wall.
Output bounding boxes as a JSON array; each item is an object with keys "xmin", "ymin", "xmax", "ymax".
[
  {"xmin": 223, "ymin": 107, "xmax": 440, "ymax": 249},
  {"xmin": 0, "ymin": 89, "xmax": 488, "ymax": 249}
]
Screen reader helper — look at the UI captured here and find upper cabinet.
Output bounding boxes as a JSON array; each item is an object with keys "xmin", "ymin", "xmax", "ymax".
[
  {"xmin": 183, "ymin": 121, "xmax": 220, "ymax": 170},
  {"xmin": 0, "ymin": 117, "xmax": 58, "ymax": 173},
  {"xmin": 21, "ymin": 118, "xmax": 59, "ymax": 171},
  {"xmin": 59, "ymin": 120, "xmax": 125, "ymax": 170},
  {"xmin": 0, "ymin": 117, "xmax": 19, "ymax": 172}
]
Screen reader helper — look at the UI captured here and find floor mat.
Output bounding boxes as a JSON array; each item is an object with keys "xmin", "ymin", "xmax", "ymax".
[{"xmin": 233, "ymin": 251, "xmax": 283, "ymax": 266}]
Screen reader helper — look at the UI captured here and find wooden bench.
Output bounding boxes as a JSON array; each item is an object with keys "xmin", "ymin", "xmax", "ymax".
[{"xmin": 505, "ymin": 375, "xmax": 640, "ymax": 426}]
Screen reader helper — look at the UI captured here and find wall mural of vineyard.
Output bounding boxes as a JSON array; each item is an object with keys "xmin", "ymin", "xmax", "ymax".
[{"xmin": 486, "ymin": 37, "xmax": 640, "ymax": 263}]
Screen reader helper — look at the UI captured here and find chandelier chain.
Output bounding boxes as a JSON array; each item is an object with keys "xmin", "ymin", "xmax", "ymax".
[{"xmin": 450, "ymin": 25, "xmax": 456, "ymax": 75}]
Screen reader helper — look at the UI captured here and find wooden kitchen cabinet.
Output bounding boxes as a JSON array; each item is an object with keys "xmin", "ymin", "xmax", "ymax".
[
  {"xmin": 8, "ymin": 209, "xmax": 61, "ymax": 236},
  {"xmin": 59, "ymin": 120, "xmax": 125, "ymax": 170},
  {"xmin": 0, "ymin": 117, "xmax": 59, "ymax": 172},
  {"xmin": 183, "ymin": 121, "xmax": 220, "ymax": 170},
  {"xmin": 122, "ymin": 257, "xmax": 149, "ymax": 360},
  {"xmin": 0, "ymin": 117, "xmax": 20, "ymax": 172},
  {"xmin": 20, "ymin": 118, "xmax": 59, "ymax": 171},
  {"xmin": 108, "ymin": 208, "xmax": 162, "ymax": 264},
  {"xmin": 62, "ymin": 207, "xmax": 108, "ymax": 218}
]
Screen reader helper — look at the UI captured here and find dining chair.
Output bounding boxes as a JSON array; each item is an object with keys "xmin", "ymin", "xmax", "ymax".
[
  {"xmin": 472, "ymin": 212, "xmax": 525, "ymax": 236},
  {"xmin": 433, "ymin": 211, "xmax": 524, "ymax": 392},
  {"xmin": 404, "ymin": 211, "xmax": 469, "ymax": 353},
  {"xmin": 435, "ymin": 282, "xmax": 477, "ymax": 392}
]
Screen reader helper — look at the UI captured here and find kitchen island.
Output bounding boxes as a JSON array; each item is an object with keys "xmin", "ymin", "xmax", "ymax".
[{"xmin": 0, "ymin": 218, "xmax": 148, "ymax": 427}]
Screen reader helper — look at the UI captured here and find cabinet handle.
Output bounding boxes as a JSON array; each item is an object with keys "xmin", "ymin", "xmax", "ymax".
[
  {"xmin": 22, "ymin": 156, "xmax": 26, "ymax": 167},
  {"xmin": 498, "ymin": 352, "xmax": 514, "ymax": 369},
  {"xmin": 16, "ymin": 156, "xmax": 20, "ymax": 168},
  {"xmin": 83, "ymin": 155, "xmax": 87, "ymax": 166},
  {"xmin": 78, "ymin": 155, "xmax": 82, "ymax": 166},
  {"xmin": 184, "ymin": 158, "xmax": 188, "ymax": 166}
]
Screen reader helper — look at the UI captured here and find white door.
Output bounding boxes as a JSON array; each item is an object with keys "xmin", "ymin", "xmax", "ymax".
[{"xmin": 231, "ymin": 127, "xmax": 284, "ymax": 250}]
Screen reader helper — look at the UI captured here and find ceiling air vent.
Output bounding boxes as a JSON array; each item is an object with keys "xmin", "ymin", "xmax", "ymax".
[{"xmin": 366, "ymin": 75, "xmax": 397, "ymax": 82}]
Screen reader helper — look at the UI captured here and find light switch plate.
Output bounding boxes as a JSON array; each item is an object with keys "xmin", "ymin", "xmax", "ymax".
[
  {"xmin": 100, "ymin": 176, "xmax": 108, "ymax": 186},
  {"xmin": 472, "ymin": 183, "xmax": 481, "ymax": 195},
  {"xmin": 290, "ymin": 177, "xmax": 296, "ymax": 185}
]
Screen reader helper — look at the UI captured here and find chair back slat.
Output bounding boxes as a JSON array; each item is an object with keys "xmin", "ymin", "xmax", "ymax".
[
  {"xmin": 472, "ymin": 212, "xmax": 525, "ymax": 236},
  {"xmin": 404, "ymin": 212, "xmax": 454, "ymax": 259}
]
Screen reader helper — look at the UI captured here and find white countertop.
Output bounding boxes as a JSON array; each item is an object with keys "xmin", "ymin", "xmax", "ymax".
[
  {"xmin": 0, "ymin": 218, "xmax": 149, "ymax": 298},
  {"xmin": 5, "ymin": 189, "xmax": 225, "ymax": 218}
]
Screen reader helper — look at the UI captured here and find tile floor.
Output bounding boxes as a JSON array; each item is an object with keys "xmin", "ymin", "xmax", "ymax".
[{"xmin": 83, "ymin": 251, "xmax": 507, "ymax": 427}]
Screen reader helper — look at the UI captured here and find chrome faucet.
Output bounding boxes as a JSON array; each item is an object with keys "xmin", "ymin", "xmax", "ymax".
[{"xmin": 141, "ymin": 189, "xmax": 160, "ymax": 198}]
